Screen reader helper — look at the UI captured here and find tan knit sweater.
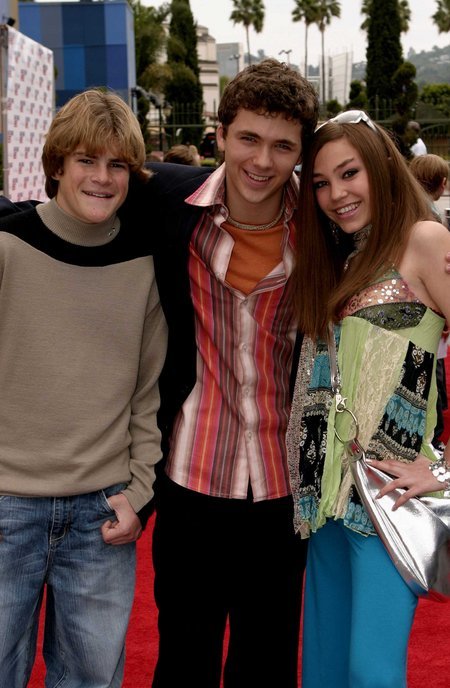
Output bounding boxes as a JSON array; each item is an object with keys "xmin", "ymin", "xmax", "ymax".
[{"xmin": 0, "ymin": 200, "xmax": 167, "ymax": 512}]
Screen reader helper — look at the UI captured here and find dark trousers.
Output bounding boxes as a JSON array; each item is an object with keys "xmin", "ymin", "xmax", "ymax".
[{"xmin": 152, "ymin": 476, "xmax": 307, "ymax": 688}]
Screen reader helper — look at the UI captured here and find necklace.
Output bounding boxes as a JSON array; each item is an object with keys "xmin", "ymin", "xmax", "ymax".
[
  {"xmin": 227, "ymin": 205, "xmax": 284, "ymax": 231},
  {"xmin": 343, "ymin": 223, "xmax": 372, "ymax": 271}
]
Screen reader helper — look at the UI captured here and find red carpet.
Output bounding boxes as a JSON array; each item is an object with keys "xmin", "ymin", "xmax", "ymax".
[{"xmin": 28, "ymin": 355, "xmax": 450, "ymax": 687}]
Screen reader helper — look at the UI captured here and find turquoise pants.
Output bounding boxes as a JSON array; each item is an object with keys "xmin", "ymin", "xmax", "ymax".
[{"xmin": 302, "ymin": 518, "xmax": 418, "ymax": 688}]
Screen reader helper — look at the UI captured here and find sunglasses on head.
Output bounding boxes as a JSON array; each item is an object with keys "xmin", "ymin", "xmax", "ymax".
[{"xmin": 315, "ymin": 110, "xmax": 378, "ymax": 134}]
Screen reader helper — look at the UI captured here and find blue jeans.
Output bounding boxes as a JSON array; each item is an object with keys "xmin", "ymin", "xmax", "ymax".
[{"xmin": 0, "ymin": 485, "xmax": 136, "ymax": 688}]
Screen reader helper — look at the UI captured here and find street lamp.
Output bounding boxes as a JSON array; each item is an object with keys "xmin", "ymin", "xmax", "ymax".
[
  {"xmin": 278, "ymin": 49, "xmax": 292, "ymax": 65},
  {"xmin": 131, "ymin": 86, "xmax": 170, "ymax": 152}
]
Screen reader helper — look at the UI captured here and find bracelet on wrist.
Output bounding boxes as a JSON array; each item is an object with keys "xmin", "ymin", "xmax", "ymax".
[{"xmin": 429, "ymin": 455, "xmax": 450, "ymax": 495}]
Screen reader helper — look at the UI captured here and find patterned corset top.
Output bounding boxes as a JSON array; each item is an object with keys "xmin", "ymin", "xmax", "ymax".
[
  {"xmin": 340, "ymin": 269, "xmax": 426, "ymax": 328},
  {"xmin": 287, "ymin": 268, "xmax": 444, "ymax": 538}
]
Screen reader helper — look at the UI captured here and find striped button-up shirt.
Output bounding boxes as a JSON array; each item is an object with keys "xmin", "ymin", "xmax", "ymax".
[{"xmin": 165, "ymin": 164, "xmax": 299, "ymax": 501}]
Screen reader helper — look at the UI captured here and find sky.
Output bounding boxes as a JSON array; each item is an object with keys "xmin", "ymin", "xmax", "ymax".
[{"xmin": 146, "ymin": 0, "xmax": 449, "ymax": 68}]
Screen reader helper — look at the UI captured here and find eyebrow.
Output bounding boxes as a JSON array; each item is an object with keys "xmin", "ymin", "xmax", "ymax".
[
  {"xmin": 313, "ymin": 156, "xmax": 356, "ymax": 177},
  {"xmin": 237, "ymin": 129, "xmax": 299, "ymax": 147},
  {"xmin": 73, "ymin": 150, "xmax": 127, "ymax": 163}
]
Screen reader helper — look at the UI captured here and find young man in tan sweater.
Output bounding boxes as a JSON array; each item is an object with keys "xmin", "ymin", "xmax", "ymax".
[{"xmin": 0, "ymin": 90, "xmax": 167, "ymax": 687}]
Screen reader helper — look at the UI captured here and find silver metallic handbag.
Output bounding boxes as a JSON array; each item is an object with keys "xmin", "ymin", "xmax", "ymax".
[
  {"xmin": 327, "ymin": 329, "xmax": 450, "ymax": 602},
  {"xmin": 350, "ymin": 445, "xmax": 450, "ymax": 601}
]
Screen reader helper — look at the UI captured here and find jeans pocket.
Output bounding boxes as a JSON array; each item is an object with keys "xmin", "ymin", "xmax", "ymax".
[
  {"xmin": 99, "ymin": 483, "xmax": 129, "ymax": 514},
  {"xmin": 99, "ymin": 490, "xmax": 116, "ymax": 514}
]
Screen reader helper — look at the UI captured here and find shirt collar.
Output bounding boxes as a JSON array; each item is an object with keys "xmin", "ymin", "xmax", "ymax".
[{"xmin": 185, "ymin": 163, "xmax": 300, "ymax": 222}]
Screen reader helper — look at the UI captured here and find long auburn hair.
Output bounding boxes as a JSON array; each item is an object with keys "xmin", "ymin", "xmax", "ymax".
[{"xmin": 292, "ymin": 121, "xmax": 432, "ymax": 340}]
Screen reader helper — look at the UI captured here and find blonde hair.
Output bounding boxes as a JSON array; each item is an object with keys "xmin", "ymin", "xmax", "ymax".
[
  {"xmin": 409, "ymin": 154, "xmax": 448, "ymax": 198},
  {"xmin": 42, "ymin": 89, "xmax": 149, "ymax": 198},
  {"xmin": 292, "ymin": 121, "xmax": 432, "ymax": 339}
]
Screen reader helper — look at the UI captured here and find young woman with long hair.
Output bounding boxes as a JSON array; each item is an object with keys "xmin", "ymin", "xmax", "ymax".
[{"xmin": 287, "ymin": 111, "xmax": 450, "ymax": 688}]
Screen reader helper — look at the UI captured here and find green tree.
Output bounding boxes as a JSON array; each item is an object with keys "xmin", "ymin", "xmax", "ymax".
[
  {"xmin": 389, "ymin": 61, "xmax": 418, "ymax": 159},
  {"xmin": 365, "ymin": 0, "xmax": 403, "ymax": 112},
  {"xmin": 420, "ymin": 82, "xmax": 450, "ymax": 117},
  {"xmin": 165, "ymin": 0, "xmax": 203, "ymax": 146},
  {"xmin": 361, "ymin": 0, "xmax": 410, "ymax": 33},
  {"xmin": 433, "ymin": 0, "xmax": 450, "ymax": 32},
  {"xmin": 326, "ymin": 98, "xmax": 342, "ymax": 117},
  {"xmin": 292, "ymin": 0, "xmax": 320, "ymax": 78},
  {"xmin": 346, "ymin": 80, "xmax": 369, "ymax": 110},
  {"xmin": 130, "ymin": 0, "xmax": 169, "ymax": 80},
  {"xmin": 230, "ymin": 0, "xmax": 265, "ymax": 66},
  {"xmin": 167, "ymin": 0, "xmax": 200, "ymax": 76},
  {"xmin": 128, "ymin": 0, "xmax": 169, "ymax": 149},
  {"xmin": 391, "ymin": 60, "xmax": 418, "ymax": 117},
  {"xmin": 220, "ymin": 75, "xmax": 231, "ymax": 96},
  {"xmin": 314, "ymin": 1, "xmax": 341, "ymax": 104}
]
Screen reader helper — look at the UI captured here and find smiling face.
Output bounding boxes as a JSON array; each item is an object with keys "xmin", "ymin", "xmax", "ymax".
[
  {"xmin": 313, "ymin": 136, "xmax": 371, "ymax": 234},
  {"xmin": 54, "ymin": 146, "xmax": 130, "ymax": 224},
  {"xmin": 216, "ymin": 109, "xmax": 302, "ymax": 224}
]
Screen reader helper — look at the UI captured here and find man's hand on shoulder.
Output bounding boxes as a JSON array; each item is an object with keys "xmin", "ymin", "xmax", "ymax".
[{"xmin": 101, "ymin": 492, "xmax": 142, "ymax": 545}]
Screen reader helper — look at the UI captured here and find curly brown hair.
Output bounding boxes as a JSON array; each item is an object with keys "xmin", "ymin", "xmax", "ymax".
[{"xmin": 218, "ymin": 59, "xmax": 319, "ymax": 151}]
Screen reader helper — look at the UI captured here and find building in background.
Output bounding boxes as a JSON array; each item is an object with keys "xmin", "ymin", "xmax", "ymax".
[
  {"xmin": 196, "ymin": 24, "xmax": 219, "ymax": 125},
  {"xmin": 217, "ymin": 42, "xmax": 244, "ymax": 80},
  {"xmin": 320, "ymin": 50, "xmax": 353, "ymax": 106},
  {"xmin": 18, "ymin": 0, "xmax": 135, "ymax": 107}
]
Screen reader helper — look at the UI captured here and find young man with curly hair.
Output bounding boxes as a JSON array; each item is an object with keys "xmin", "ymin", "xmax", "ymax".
[{"xmin": 149, "ymin": 59, "xmax": 318, "ymax": 688}]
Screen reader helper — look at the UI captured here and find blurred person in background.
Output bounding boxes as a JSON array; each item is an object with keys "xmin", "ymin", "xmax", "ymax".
[
  {"xmin": 410, "ymin": 153, "xmax": 449, "ymax": 452},
  {"xmin": 163, "ymin": 144, "xmax": 201, "ymax": 166}
]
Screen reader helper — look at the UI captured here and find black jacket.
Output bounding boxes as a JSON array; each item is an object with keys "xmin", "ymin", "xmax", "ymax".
[{"xmin": 142, "ymin": 163, "xmax": 213, "ymax": 456}]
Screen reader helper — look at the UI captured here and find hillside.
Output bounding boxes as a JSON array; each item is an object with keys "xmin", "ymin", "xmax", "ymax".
[
  {"xmin": 351, "ymin": 45, "xmax": 450, "ymax": 88},
  {"xmin": 407, "ymin": 45, "xmax": 450, "ymax": 88}
]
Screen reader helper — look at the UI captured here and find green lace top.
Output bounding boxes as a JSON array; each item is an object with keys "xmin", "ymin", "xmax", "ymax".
[{"xmin": 287, "ymin": 269, "xmax": 445, "ymax": 538}]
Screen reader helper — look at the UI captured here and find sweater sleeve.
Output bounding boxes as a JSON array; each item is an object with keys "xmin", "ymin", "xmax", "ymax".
[{"xmin": 121, "ymin": 261, "xmax": 168, "ymax": 512}]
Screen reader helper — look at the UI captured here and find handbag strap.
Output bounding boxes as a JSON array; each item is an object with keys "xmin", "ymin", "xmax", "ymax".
[{"xmin": 327, "ymin": 324, "xmax": 365, "ymax": 460}]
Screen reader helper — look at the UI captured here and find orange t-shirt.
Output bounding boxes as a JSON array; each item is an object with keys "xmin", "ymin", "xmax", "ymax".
[{"xmin": 224, "ymin": 221, "xmax": 284, "ymax": 295}]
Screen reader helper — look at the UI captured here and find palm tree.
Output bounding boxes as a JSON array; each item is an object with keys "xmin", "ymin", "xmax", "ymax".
[
  {"xmin": 230, "ymin": 0, "xmax": 265, "ymax": 66},
  {"xmin": 361, "ymin": 0, "xmax": 411, "ymax": 33},
  {"xmin": 433, "ymin": 0, "xmax": 450, "ymax": 32},
  {"xmin": 314, "ymin": 0, "xmax": 341, "ymax": 104},
  {"xmin": 292, "ymin": 0, "xmax": 320, "ymax": 78}
]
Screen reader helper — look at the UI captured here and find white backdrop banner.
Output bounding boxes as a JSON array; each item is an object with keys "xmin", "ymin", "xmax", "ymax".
[{"xmin": 2, "ymin": 26, "xmax": 54, "ymax": 201}]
